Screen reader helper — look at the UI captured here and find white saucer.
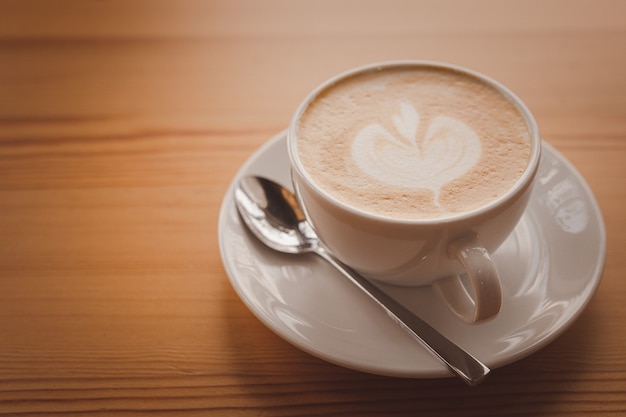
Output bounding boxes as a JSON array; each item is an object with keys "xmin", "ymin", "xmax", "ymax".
[{"xmin": 218, "ymin": 131, "xmax": 606, "ymax": 378}]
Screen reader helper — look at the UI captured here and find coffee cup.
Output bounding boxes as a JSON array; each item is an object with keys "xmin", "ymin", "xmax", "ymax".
[{"xmin": 287, "ymin": 61, "xmax": 541, "ymax": 323}]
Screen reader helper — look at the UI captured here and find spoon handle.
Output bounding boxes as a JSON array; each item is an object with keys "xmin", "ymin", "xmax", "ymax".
[{"xmin": 316, "ymin": 247, "xmax": 490, "ymax": 386}]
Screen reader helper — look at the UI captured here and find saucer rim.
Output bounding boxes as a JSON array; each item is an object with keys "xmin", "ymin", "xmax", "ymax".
[{"xmin": 218, "ymin": 130, "xmax": 606, "ymax": 378}]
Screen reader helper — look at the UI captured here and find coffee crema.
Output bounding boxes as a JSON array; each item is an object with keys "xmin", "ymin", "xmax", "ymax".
[{"xmin": 295, "ymin": 66, "xmax": 532, "ymax": 219}]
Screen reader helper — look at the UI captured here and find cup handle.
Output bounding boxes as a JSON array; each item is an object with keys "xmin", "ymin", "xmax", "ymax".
[{"xmin": 432, "ymin": 235, "xmax": 502, "ymax": 324}]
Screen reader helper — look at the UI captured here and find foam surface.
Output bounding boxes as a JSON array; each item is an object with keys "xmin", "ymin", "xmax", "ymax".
[{"xmin": 296, "ymin": 66, "xmax": 532, "ymax": 219}]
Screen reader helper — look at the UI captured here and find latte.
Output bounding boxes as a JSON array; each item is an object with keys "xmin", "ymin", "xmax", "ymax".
[{"xmin": 295, "ymin": 65, "xmax": 532, "ymax": 219}]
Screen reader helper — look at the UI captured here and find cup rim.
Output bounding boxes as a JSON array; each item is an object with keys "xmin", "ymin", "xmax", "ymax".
[{"xmin": 287, "ymin": 59, "xmax": 542, "ymax": 225}]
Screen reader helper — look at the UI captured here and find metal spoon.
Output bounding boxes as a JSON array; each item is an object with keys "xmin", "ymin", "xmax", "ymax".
[{"xmin": 235, "ymin": 175, "xmax": 490, "ymax": 386}]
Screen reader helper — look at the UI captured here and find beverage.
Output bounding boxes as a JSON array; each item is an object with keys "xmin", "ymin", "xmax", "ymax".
[{"xmin": 295, "ymin": 65, "xmax": 532, "ymax": 219}]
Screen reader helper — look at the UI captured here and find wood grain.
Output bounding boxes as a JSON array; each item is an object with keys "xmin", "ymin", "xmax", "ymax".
[{"xmin": 1, "ymin": 1, "xmax": 626, "ymax": 415}]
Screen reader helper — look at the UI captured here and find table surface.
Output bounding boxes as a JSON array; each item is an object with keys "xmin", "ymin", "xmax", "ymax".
[{"xmin": 1, "ymin": 1, "xmax": 625, "ymax": 415}]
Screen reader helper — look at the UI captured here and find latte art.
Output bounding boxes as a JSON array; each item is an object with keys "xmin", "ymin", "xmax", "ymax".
[
  {"xmin": 352, "ymin": 101, "xmax": 481, "ymax": 207},
  {"xmin": 296, "ymin": 66, "xmax": 532, "ymax": 219}
]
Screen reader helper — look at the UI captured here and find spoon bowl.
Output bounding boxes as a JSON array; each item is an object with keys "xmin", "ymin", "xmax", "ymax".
[{"xmin": 235, "ymin": 176, "xmax": 315, "ymax": 253}]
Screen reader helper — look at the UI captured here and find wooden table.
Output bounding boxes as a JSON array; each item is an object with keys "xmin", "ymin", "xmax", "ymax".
[{"xmin": 1, "ymin": 1, "xmax": 625, "ymax": 415}]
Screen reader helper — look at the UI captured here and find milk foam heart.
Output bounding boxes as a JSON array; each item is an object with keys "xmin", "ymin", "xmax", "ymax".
[
  {"xmin": 352, "ymin": 101, "xmax": 481, "ymax": 207},
  {"xmin": 296, "ymin": 66, "xmax": 532, "ymax": 219}
]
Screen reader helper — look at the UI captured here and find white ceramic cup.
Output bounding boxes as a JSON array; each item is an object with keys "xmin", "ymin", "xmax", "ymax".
[{"xmin": 287, "ymin": 61, "xmax": 541, "ymax": 323}]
